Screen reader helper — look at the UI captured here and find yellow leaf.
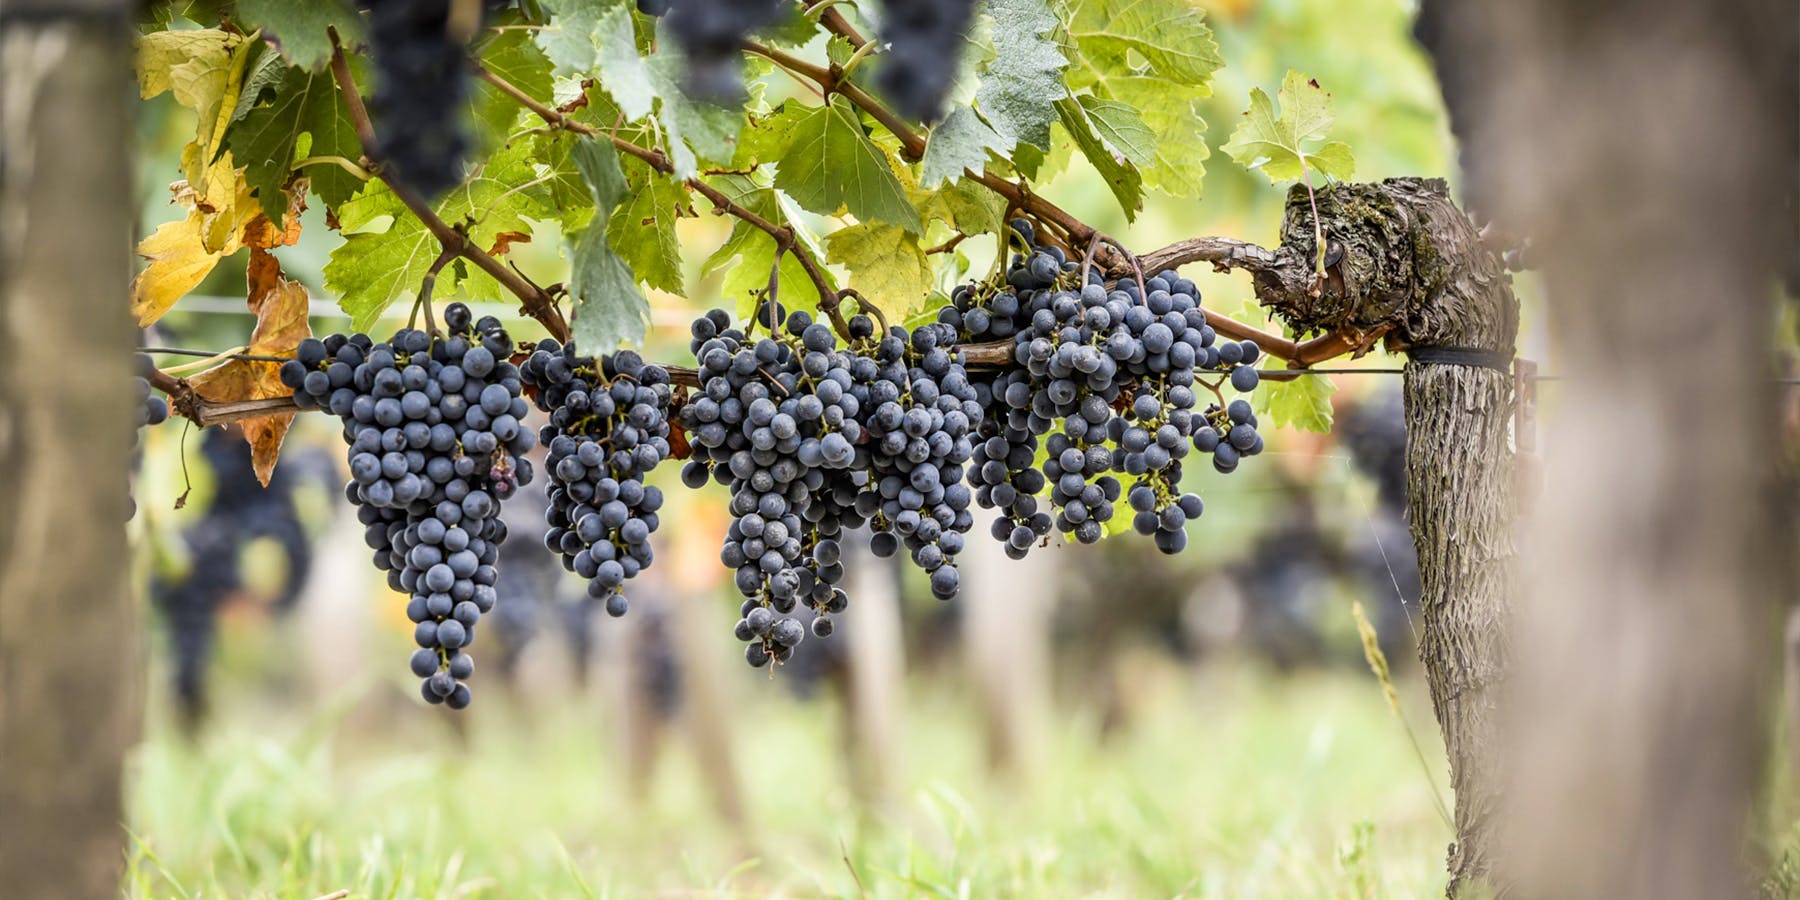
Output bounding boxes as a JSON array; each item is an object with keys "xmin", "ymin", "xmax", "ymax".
[
  {"xmin": 242, "ymin": 248, "xmax": 313, "ymax": 356},
  {"xmin": 131, "ymin": 210, "xmax": 234, "ymax": 326},
  {"xmin": 137, "ymin": 30, "xmax": 239, "ymax": 103},
  {"xmin": 182, "ymin": 147, "xmax": 245, "ymax": 252},
  {"xmin": 199, "ymin": 35, "xmax": 259, "ymax": 167},
  {"xmin": 138, "ymin": 28, "xmax": 255, "ymax": 219},
  {"xmin": 131, "ymin": 172, "xmax": 260, "ymax": 326},
  {"xmin": 824, "ymin": 222, "xmax": 933, "ymax": 318}
]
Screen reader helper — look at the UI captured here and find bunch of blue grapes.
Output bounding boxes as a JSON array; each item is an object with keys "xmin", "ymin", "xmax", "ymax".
[
  {"xmin": 944, "ymin": 218, "xmax": 1265, "ymax": 555},
  {"xmin": 134, "ymin": 355, "xmax": 170, "ymax": 429},
  {"xmin": 679, "ymin": 303, "xmax": 976, "ymax": 666},
  {"xmin": 941, "ymin": 222, "xmax": 1070, "ymax": 556},
  {"xmin": 662, "ymin": 0, "xmax": 784, "ymax": 101},
  {"xmin": 520, "ymin": 341, "xmax": 673, "ymax": 620},
  {"xmin": 282, "ymin": 303, "xmax": 533, "ymax": 709},
  {"xmin": 1193, "ymin": 397, "xmax": 1265, "ymax": 475},
  {"xmin": 681, "ymin": 305, "xmax": 868, "ymax": 665},
  {"xmin": 357, "ymin": 0, "xmax": 481, "ymax": 199},
  {"xmin": 854, "ymin": 320, "xmax": 979, "ymax": 599},
  {"xmin": 872, "ymin": 0, "xmax": 980, "ymax": 122}
]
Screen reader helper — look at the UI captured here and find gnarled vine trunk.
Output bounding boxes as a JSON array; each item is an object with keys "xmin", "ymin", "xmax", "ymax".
[{"xmin": 1250, "ymin": 177, "xmax": 1519, "ymax": 895}]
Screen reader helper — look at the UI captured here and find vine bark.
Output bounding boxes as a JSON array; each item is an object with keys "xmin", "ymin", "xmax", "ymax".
[{"xmin": 1249, "ymin": 177, "xmax": 1519, "ymax": 894}]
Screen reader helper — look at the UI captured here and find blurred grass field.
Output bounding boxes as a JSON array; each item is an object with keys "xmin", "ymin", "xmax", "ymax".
[{"xmin": 124, "ymin": 658, "xmax": 1449, "ymax": 899}]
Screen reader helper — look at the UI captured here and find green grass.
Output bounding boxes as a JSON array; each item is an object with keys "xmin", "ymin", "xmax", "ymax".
[{"xmin": 123, "ymin": 663, "xmax": 1450, "ymax": 898}]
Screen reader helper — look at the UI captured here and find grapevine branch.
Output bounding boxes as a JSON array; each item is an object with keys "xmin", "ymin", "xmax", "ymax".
[
  {"xmin": 327, "ymin": 29, "xmax": 570, "ymax": 340},
  {"xmin": 149, "ymin": 19, "xmax": 1367, "ymax": 428},
  {"xmin": 787, "ymin": 7, "xmax": 1365, "ymax": 366},
  {"xmin": 468, "ymin": 63, "xmax": 853, "ymax": 337}
]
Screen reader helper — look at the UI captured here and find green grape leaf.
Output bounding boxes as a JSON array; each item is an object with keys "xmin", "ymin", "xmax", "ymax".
[
  {"xmin": 228, "ymin": 62, "xmax": 361, "ymax": 223},
  {"xmin": 1061, "ymin": 0, "xmax": 1223, "ymax": 92},
  {"xmin": 975, "ymin": 0, "xmax": 1067, "ymax": 151},
  {"xmin": 571, "ymin": 131, "xmax": 628, "ymax": 209},
  {"xmin": 648, "ymin": 51, "xmax": 745, "ymax": 178},
  {"xmin": 569, "ymin": 227, "xmax": 644, "ymax": 352},
  {"xmin": 825, "ymin": 223, "xmax": 932, "ymax": 318},
  {"xmin": 920, "ymin": 106, "xmax": 1007, "ymax": 187},
  {"xmin": 1006, "ymin": 136, "xmax": 1056, "ymax": 183},
  {"xmin": 775, "ymin": 96, "xmax": 921, "ymax": 232},
  {"xmin": 530, "ymin": 130, "xmax": 600, "ymax": 229},
  {"xmin": 567, "ymin": 136, "xmax": 649, "ymax": 351},
  {"xmin": 325, "ymin": 141, "xmax": 549, "ymax": 329},
  {"xmin": 1223, "ymin": 70, "xmax": 1356, "ymax": 185},
  {"xmin": 535, "ymin": 0, "xmax": 605, "ymax": 74},
  {"xmin": 1119, "ymin": 80, "xmax": 1210, "ymax": 197},
  {"xmin": 607, "ymin": 169, "xmax": 689, "ymax": 295},
  {"xmin": 470, "ymin": 26, "xmax": 553, "ymax": 139},
  {"xmin": 323, "ymin": 186, "xmax": 442, "ymax": 332},
  {"xmin": 1256, "ymin": 370, "xmax": 1337, "ymax": 433},
  {"xmin": 593, "ymin": 1, "xmax": 657, "ymax": 119},
  {"xmin": 234, "ymin": 0, "xmax": 360, "ymax": 71},
  {"xmin": 1055, "ymin": 96, "xmax": 1143, "ymax": 220},
  {"xmin": 702, "ymin": 174, "xmax": 833, "ymax": 318},
  {"xmin": 734, "ymin": 101, "xmax": 810, "ymax": 168},
  {"xmin": 1078, "ymin": 95, "xmax": 1155, "ymax": 165},
  {"xmin": 1059, "ymin": 0, "xmax": 1221, "ymax": 197},
  {"xmin": 229, "ymin": 43, "xmax": 287, "ymax": 124},
  {"xmin": 913, "ymin": 177, "xmax": 1005, "ymax": 236}
]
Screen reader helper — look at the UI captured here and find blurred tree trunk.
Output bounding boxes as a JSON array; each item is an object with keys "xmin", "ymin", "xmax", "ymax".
[
  {"xmin": 840, "ymin": 538, "xmax": 905, "ymax": 808},
  {"xmin": 0, "ymin": 3, "xmax": 140, "ymax": 897},
  {"xmin": 960, "ymin": 530, "xmax": 1055, "ymax": 775},
  {"xmin": 1457, "ymin": 2, "xmax": 1794, "ymax": 897}
]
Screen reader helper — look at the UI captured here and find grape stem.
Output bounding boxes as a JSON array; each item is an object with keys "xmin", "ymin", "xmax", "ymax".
[
  {"xmin": 289, "ymin": 155, "xmax": 371, "ymax": 180},
  {"xmin": 141, "ymin": 347, "xmax": 284, "ymax": 362},
  {"xmin": 925, "ymin": 232, "xmax": 968, "ymax": 255},
  {"xmin": 846, "ymin": 290, "xmax": 889, "ymax": 336},
  {"xmin": 151, "ymin": 345, "xmax": 256, "ymax": 374},
  {"xmin": 409, "ymin": 246, "xmax": 456, "ymax": 338}
]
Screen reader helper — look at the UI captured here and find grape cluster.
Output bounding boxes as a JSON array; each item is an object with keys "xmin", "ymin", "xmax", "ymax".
[
  {"xmin": 873, "ymin": 0, "xmax": 980, "ymax": 122},
  {"xmin": 854, "ymin": 319, "xmax": 978, "ymax": 600},
  {"xmin": 663, "ymin": 0, "xmax": 784, "ymax": 101},
  {"xmin": 682, "ymin": 306, "xmax": 861, "ymax": 666},
  {"xmin": 358, "ymin": 0, "xmax": 480, "ymax": 199},
  {"xmin": 129, "ymin": 354, "xmax": 171, "ymax": 519},
  {"xmin": 282, "ymin": 303, "xmax": 534, "ymax": 709},
  {"xmin": 945, "ymin": 230, "xmax": 1064, "ymax": 556},
  {"xmin": 680, "ymin": 303, "xmax": 976, "ymax": 666},
  {"xmin": 943, "ymin": 218, "xmax": 1265, "ymax": 555},
  {"xmin": 1335, "ymin": 386, "xmax": 1407, "ymax": 509},
  {"xmin": 151, "ymin": 429, "xmax": 316, "ymax": 728},
  {"xmin": 1192, "ymin": 397, "xmax": 1265, "ymax": 476},
  {"xmin": 521, "ymin": 341, "xmax": 673, "ymax": 620},
  {"xmin": 134, "ymin": 355, "xmax": 170, "ymax": 429}
]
